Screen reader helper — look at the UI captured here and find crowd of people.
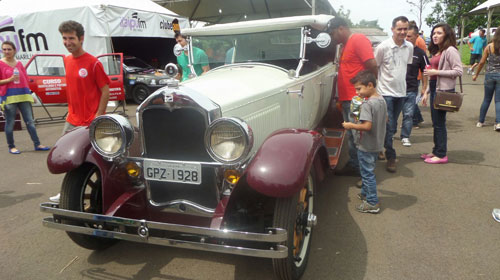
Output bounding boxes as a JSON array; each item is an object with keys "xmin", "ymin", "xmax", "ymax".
[
  {"xmin": 330, "ymin": 16, "xmax": 463, "ymax": 214},
  {"xmin": 1, "ymin": 17, "xmax": 498, "ymax": 217}
]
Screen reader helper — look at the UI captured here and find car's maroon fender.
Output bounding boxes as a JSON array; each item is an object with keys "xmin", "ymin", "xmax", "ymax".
[
  {"xmin": 47, "ymin": 127, "xmax": 93, "ymax": 174},
  {"xmin": 245, "ymin": 129, "xmax": 324, "ymax": 198}
]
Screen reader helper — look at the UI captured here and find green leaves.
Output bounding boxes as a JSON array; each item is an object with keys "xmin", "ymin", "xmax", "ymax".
[{"xmin": 425, "ymin": 0, "xmax": 495, "ymax": 35}]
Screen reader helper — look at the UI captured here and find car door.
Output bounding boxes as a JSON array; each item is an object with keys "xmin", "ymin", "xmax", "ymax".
[
  {"xmin": 25, "ymin": 54, "xmax": 67, "ymax": 104},
  {"xmin": 97, "ymin": 53, "xmax": 124, "ymax": 101}
]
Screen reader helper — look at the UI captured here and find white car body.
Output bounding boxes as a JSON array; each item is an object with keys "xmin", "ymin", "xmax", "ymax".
[{"xmin": 179, "ymin": 14, "xmax": 337, "ymax": 151}]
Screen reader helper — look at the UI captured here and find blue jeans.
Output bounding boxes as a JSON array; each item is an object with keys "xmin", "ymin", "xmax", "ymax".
[
  {"xmin": 358, "ymin": 150, "xmax": 379, "ymax": 205},
  {"xmin": 383, "ymin": 96, "xmax": 404, "ymax": 160},
  {"xmin": 479, "ymin": 73, "xmax": 500, "ymax": 123},
  {"xmin": 4, "ymin": 101, "xmax": 41, "ymax": 149},
  {"xmin": 401, "ymin": 91, "xmax": 417, "ymax": 139},
  {"xmin": 342, "ymin": 101, "xmax": 359, "ymax": 169},
  {"xmin": 413, "ymin": 105, "xmax": 424, "ymax": 125},
  {"xmin": 429, "ymin": 80, "xmax": 448, "ymax": 158}
]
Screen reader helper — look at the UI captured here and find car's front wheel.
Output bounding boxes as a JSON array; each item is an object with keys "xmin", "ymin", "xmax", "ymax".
[
  {"xmin": 60, "ymin": 163, "xmax": 118, "ymax": 250},
  {"xmin": 131, "ymin": 84, "xmax": 150, "ymax": 104},
  {"xmin": 272, "ymin": 167, "xmax": 316, "ymax": 280}
]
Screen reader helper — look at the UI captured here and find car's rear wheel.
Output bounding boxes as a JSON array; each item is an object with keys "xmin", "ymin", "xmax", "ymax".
[
  {"xmin": 132, "ymin": 84, "xmax": 150, "ymax": 104},
  {"xmin": 60, "ymin": 163, "xmax": 118, "ymax": 250},
  {"xmin": 272, "ymin": 167, "xmax": 316, "ymax": 280}
]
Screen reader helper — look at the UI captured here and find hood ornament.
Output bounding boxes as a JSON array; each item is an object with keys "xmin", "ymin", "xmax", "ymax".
[{"xmin": 164, "ymin": 93, "xmax": 174, "ymax": 103}]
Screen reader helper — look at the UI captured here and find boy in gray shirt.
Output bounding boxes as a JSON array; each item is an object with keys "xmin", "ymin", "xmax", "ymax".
[{"xmin": 342, "ymin": 70, "xmax": 388, "ymax": 213}]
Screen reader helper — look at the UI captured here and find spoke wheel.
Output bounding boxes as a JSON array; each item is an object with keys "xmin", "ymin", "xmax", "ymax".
[
  {"xmin": 60, "ymin": 163, "xmax": 118, "ymax": 250},
  {"xmin": 272, "ymin": 167, "xmax": 316, "ymax": 280},
  {"xmin": 132, "ymin": 84, "xmax": 150, "ymax": 104}
]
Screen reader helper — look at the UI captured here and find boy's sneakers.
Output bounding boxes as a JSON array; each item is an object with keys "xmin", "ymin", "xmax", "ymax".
[
  {"xmin": 467, "ymin": 68, "xmax": 472, "ymax": 75},
  {"xmin": 476, "ymin": 122, "xmax": 484, "ymax": 128},
  {"xmin": 356, "ymin": 201, "xmax": 380, "ymax": 214},
  {"xmin": 401, "ymin": 138, "xmax": 411, "ymax": 147},
  {"xmin": 495, "ymin": 123, "xmax": 500, "ymax": 131}
]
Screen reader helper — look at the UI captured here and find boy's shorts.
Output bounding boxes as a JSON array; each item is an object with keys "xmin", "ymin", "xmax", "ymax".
[{"xmin": 470, "ymin": 53, "xmax": 482, "ymax": 65}]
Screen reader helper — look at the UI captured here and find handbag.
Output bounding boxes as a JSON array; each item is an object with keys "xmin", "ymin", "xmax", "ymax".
[{"xmin": 433, "ymin": 76, "xmax": 464, "ymax": 112}]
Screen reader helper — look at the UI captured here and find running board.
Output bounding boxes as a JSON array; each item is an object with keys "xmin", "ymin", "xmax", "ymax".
[{"xmin": 323, "ymin": 128, "xmax": 345, "ymax": 169}]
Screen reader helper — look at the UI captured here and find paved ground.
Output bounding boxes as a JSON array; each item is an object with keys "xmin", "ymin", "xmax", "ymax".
[{"xmin": 1, "ymin": 73, "xmax": 499, "ymax": 280}]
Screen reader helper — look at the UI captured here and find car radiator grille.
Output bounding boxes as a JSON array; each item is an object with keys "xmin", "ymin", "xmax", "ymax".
[{"xmin": 142, "ymin": 108, "xmax": 218, "ymax": 209}]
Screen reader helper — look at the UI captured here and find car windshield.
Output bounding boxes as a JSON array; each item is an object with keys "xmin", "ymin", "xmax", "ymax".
[
  {"xmin": 124, "ymin": 57, "xmax": 154, "ymax": 72},
  {"xmin": 192, "ymin": 28, "xmax": 302, "ymax": 70}
]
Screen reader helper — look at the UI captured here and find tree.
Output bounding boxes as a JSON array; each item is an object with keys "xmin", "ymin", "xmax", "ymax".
[
  {"xmin": 407, "ymin": 0, "xmax": 433, "ymax": 30},
  {"xmin": 355, "ymin": 20, "xmax": 383, "ymax": 30},
  {"xmin": 335, "ymin": 5, "xmax": 354, "ymax": 27},
  {"xmin": 334, "ymin": 6, "xmax": 382, "ymax": 30},
  {"xmin": 425, "ymin": 0, "xmax": 494, "ymax": 36}
]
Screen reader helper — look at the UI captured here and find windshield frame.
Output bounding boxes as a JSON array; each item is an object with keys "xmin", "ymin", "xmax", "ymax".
[{"xmin": 185, "ymin": 27, "xmax": 309, "ymax": 78}]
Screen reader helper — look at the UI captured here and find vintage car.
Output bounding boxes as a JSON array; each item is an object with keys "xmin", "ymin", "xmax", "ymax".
[
  {"xmin": 123, "ymin": 56, "xmax": 170, "ymax": 104},
  {"xmin": 40, "ymin": 14, "xmax": 348, "ymax": 280}
]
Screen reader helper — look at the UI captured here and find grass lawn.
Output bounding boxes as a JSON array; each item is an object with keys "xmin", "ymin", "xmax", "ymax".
[{"xmin": 459, "ymin": 44, "xmax": 470, "ymax": 66}]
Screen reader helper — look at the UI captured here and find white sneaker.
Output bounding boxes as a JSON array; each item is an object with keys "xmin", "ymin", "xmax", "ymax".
[
  {"xmin": 49, "ymin": 193, "xmax": 60, "ymax": 203},
  {"xmin": 472, "ymin": 71, "xmax": 476, "ymax": 76},
  {"xmin": 493, "ymin": 209, "xmax": 500, "ymax": 222},
  {"xmin": 495, "ymin": 124, "xmax": 500, "ymax": 131},
  {"xmin": 401, "ymin": 138, "xmax": 411, "ymax": 147},
  {"xmin": 467, "ymin": 68, "xmax": 472, "ymax": 75},
  {"xmin": 476, "ymin": 122, "xmax": 484, "ymax": 128}
]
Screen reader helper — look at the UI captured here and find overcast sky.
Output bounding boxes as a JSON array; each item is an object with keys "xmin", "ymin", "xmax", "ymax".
[{"xmin": 328, "ymin": 0, "xmax": 434, "ymax": 37}]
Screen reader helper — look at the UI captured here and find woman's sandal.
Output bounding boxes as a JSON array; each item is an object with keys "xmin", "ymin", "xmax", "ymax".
[
  {"xmin": 35, "ymin": 145, "xmax": 50, "ymax": 151},
  {"xmin": 420, "ymin": 153, "xmax": 434, "ymax": 159},
  {"xmin": 424, "ymin": 156, "xmax": 448, "ymax": 164},
  {"xmin": 9, "ymin": 148, "xmax": 21, "ymax": 154}
]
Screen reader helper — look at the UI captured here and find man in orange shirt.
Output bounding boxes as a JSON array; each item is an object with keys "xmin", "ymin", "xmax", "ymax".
[
  {"xmin": 412, "ymin": 22, "xmax": 428, "ymax": 128},
  {"xmin": 327, "ymin": 17, "xmax": 378, "ymax": 175},
  {"xmin": 50, "ymin": 20, "xmax": 110, "ymax": 203}
]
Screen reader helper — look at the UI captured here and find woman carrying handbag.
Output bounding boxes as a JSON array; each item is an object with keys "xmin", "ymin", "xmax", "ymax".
[
  {"xmin": 472, "ymin": 27, "xmax": 500, "ymax": 131},
  {"xmin": 422, "ymin": 23, "xmax": 463, "ymax": 164}
]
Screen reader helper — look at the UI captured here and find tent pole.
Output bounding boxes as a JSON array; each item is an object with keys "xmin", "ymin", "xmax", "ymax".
[{"xmin": 487, "ymin": 8, "xmax": 494, "ymax": 41}]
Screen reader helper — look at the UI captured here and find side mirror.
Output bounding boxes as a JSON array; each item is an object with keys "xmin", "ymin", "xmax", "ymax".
[
  {"xmin": 305, "ymin": 32, "xmax": 331, "ymax": 48},
  {"xmin": 173, "ymin": 43, "xmax": 187, "ymax": 57}
]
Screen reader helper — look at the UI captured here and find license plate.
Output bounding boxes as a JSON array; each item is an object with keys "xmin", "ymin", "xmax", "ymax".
[{"xmin": 143, "ymin": 160, "xmax": 201, "ymax": 185}]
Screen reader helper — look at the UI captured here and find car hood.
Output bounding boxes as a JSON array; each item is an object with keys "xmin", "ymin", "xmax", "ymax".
[{"xmin": 180, "ymin": 64, "xmax": 291, "ymax": 114}]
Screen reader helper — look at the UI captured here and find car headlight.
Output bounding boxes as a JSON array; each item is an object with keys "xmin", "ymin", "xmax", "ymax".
[
  {"xmin": 205, "ymin": 117, "xmax": 253, "ymax": 164},
  {"xmin": 89, "ymin": 114, "xmax": 134, "ymax": 160}
]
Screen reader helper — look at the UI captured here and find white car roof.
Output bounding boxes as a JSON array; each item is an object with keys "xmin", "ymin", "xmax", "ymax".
[{"xmin": 182, "ymin": 14, "xmax": 334, "ymax": 36}]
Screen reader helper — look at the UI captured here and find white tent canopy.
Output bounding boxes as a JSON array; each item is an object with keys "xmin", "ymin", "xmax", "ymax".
[
  {"xmin": 464, "ymin": 0, "xmax": 500, "ymax": 41},
  {"xmin": 467, "ymin": 0, "xmax": 500, "ymax": 15},
  {"xmin": 0, "ymin": 0, "xmax": 181, "ymax": 17},
  {"xmin": 153, "ymin": 0, "xmax": 334, "ymax": 24},
  {"xmin": 0, "ymin": 0, "xmax": 189, "ymax": 63}
]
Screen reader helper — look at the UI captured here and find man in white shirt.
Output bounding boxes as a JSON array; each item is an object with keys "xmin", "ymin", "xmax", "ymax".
[{"xmin": 374, "ymin": 16, "xmax": 413, "ymax": 173}]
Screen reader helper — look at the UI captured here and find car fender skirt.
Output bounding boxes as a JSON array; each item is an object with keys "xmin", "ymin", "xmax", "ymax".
[
  {"xmin": 47, "ymin": 127, "xmax": 93, "ymax": 174},
  {"xmin": 246, "ymin": 129, "xmax": 323, "ymax": 198}
]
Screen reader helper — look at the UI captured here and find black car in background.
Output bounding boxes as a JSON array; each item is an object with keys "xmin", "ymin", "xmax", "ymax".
[{"xmin": 123, "ymin": 56, "xmax": 169, "ymax": 104}]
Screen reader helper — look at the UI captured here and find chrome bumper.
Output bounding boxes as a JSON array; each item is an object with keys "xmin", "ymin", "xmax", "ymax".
[{"xmin": 40, "ymin": 203, "xmax": 287, "ymax": 258}]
